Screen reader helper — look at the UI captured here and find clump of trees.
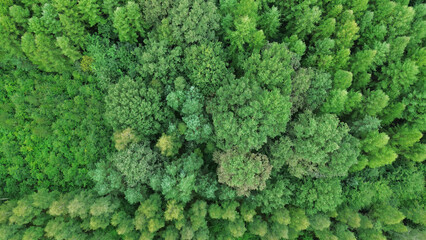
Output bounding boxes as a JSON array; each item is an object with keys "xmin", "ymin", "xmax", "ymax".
[{"xmin": 0, "ymin": 0, "xmax": 424, "ymax": 239}]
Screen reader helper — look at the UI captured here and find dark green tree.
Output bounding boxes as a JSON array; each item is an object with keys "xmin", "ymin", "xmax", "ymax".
[{"xmin": 105, "ymin": 76, "xmax": 171, "ymax": 139}]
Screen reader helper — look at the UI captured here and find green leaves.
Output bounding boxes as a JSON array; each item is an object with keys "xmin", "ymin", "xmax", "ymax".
[
  {"xmin": 113, "ymin": 1, "xmax": 146, "ymax": 43},
  {"xmin": 242, "ymin": 42, "xmax": 294, "ymax": 91},
  {"xmin": 372, "ymin": 204, "xmax": 406, "ymax": 225},
  {"xmin": 166, "ymin": 86, "xmax": 213, "ymax": 144},
  {"xmin": 1, "ymin": 1, "xmax": 425, "ymax": 239},
  {"xmin": 21, "ymin": 32, "xmax": 71, "ymax": 72},
  {"xmin": 105, "ymin": 76, "xmax": 171, "ymax": 138},
  {"xmin": 213, "ymin": 149, "xmax": 272, "ymax": 196},
  {"xmin": 110, "ymin": 143, "xmax": 160, "ymax": 186},
  {"xmin": 169, "ymin": 0, "xmax": 220, "ymax": 45},
  {"xmin": 334, "ymin": 70, "xmax": 353, "ymax": 89},
  {"xmin": 220, "ymin": 0, "xmax": 266, "ymax": 54},
  {"xmin": 113, "ymin": 128, "xmax": 138, "ymax": 151},
  {"xmin": 183, "ymin": 42, "xmax": 232, "ymax": 95},
  {"xmin": 134, "ymin": 194, "xmax": 165, "ymax": 233},
  {"xmin": 150, "ymin": 151, "xmax": 204, "ymax": 203},
  {"xmin": 281, "ymin": 111, "xmax": 360, "ymax": 178},
  {"xmin": 208, "ymin": 77, "xmax": 291, "ymax": 151},
  {"xmin": 135, "ymin": 39, "xmax": 183, "ymax": 85}
]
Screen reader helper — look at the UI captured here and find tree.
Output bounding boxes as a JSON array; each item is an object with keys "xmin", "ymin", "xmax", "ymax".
[
  {"xmin": 240, "ymin": 201, "xmax": 256, "ymax": 222},
  {"xmin": 79, "ymin": 55, "xmax": 93, "ymax": 72},
  {"xmin": 390, "ymin": 125, "xmax": 423, "ymax": 151},
  {"xmin": 189, "ymin": 201, "xmax": 208, "ymax": 232},
  {"xmin": 207, "ymin": 77, "xmax": 291, "ymax": 151},
  {"xmin": 140, "ymin": 0, "xmax": 172, "ymax": 27},
  {"xmin": 180, "ymin": 224, "xmax": 195, "ymax": 240},
  {"xmin": 242, "ymin": 42, "xmax": 295, "ymax": 91},
  {"xmin": 105, "ymin": 76, "xmax": 171, "ymax": 139},
  {"xmin": 305, "ymin": 71, "xmax": 332, "ymax": 111},
  {"xmin": 67, "ymin": 190, "xmax": 94, "ymax": 219},
  {"xmin": 248, "ymin": 216, "xmax": 268, "ymax": 237},
  {"xmin": 281, "ymin": 2, "xmax": 322, "ymax": 40},
  {"xmin": 77, "ymin": 0, "xmax": 104, "ymax": 27},
  {"xmin": 9, "ymin": 197, "xmax": 41, "ymax": 226},
  {"xmin": 44, "ymin": 217, "xmax": 86, "ymax": 240},
  {"xmin": 162, "ymin": 225, "xmax": 180, "ymax": 240},
  {"xmin": 305, "ymin": 38, "xmax": 335, "ymax": 70},
  {"xmin": 135, "ymin": 39, "xmax": 183, "ymax": 86},
  {"xmin": 85, "ymin": 35, "xmax": 138, "ymax": 89},
  {"xmin": 0, "ymin": 3, "xmax": 28, "ymax": 59},
  {"xmin": 278, "ymin": 111, "xmax": 360, "ymax": 178},
  {"xmin": 56, "ymin": 36, "xmax": 81, "ymax": 62},
  {"xmin": 259, "ymin": 6, "xmax": 280, "ymax": 39},
  {"xmin": 220, "ymin": 0, "xmax": 266, "ymax": 54},
  {"xmin": 168, "ymin": 0, "xmax": 220, "ymax": 45},
  {"xmin": 183, "ymin": 42, "xmax": 233, "ymax": 95},
  {"xmin": 343, "ymin": 90, "xmax": 363, "ymax": 114},
  {"xmin": 313, "ymin": 18, "xmax": 336, "ymax": 40},
  {"xmin": 111, "ymin": 211, "xmax": 136, "ymax": 236},
  {"xmin": 321, "ymin": 89, "xmax": 348, "ymax": 114},
  {"xmin": 250, "ymin": 175, "xmax": 293, "ymax": 213},
  {"xmin": 401, "ymin": 201, "xmax": 426, "ymax": 226},
  {"xmin": 337, "ymin": 206, "xmax": 361, "ymax": 228},
  {"xmin": 309, "ymin": 214, "xmax": 331, "ymax": 231},
  {"xmin": 352, "ymin": 127, "xmax": 397, "ymax": 170},
  {"xmin": 379, "ymin": 60, "xmax": 419, "ymax": 100},
  {"xmin": 379, "ymin": 102, "xmax": 406, "ymax": 125},
  {"xmin": 48, "ymin": 194, "xmax": 73, "ymax": 217},
  {"xmin": 367, "ymin": 146, "xmax": 398, "ymax": 168},
  {"xmin": 90, "ymin": 161, "xmax": 124, "ymax": 196},
  {"xmin": 334, "ymin": 223, "xmax": 357, "ymax": 240},
  {"xmin": 290, "ymin": 68, "xmax": 314, "ymax": 114},
  {"xmin": 31, "ymin": 189, "xmax": 58, "ymax": 210},
  {"xmin": 155, "ymin": 133, "xmax": 181, "ymax": 157},
  {"xmin": 271, "ymin": 208, "xmax": 291, "ymax": 226},
  {"xmin": 402, "ymin": 143, "xmax": 425, "ymax": 163},
  {"xmin": 166, "ymin": 86, "xmax": 213, "ymax": 144},
  {"xmin": 334, "ymin": 70, "xmax": 353, "ymax": 89},
  {"xmin": 228, "ymin": 217, "xmax": 246, "ymax": 238},
  {"xmin": 315, "ymin": 230, "xmax": 338, "ymax": 240},
  {"xmin": 21, "ymin": 33, "xmax": 70, "ymax": 72},
  {"xmin": 90, "ymin": 160, "xmax": 147, "ymax": 204},
  {"xmin": 335, "ymin": 11, "xmax": 359, "ymax": 49},
  {"xmin": 112, "ymin": 1, "xmax": 146, "ymax": 43},
  {"xmin": 89, "ymin": 196, "xmax": 119, "ymax": 230},
  {"xmin": 351, "ymin": 50, "xmax": 376, "ymax": 75},
  {"xmin": 110, "ymin": 143, "xmax": 161, "ymax": 187},
  {"xmin": 289, "ymin": 207, "xmax": 310, "ymax": 232},
  {"xmin": 372, "ymin": 203, "xmax": 405, "ymax": 225},
  {"xmin": 361, "ymin": 131, "xmax": 390, "ymax": 153},
  {"xmin": 208, "ymin": 200, "xmax": 240, "ymax": 222},
  {"xmin": 27, "ymin": 4, "xmax": 62, "ymax": 35},
  {"xmin": 22, "ymin": 226, "xmax": 44, "ymax": 240},
  {"xmin": 292, "ymin": 178, "xmax": 343, "ymax": 214},
  {"xmin": 113, "ymin": 128, "xmax": 139, "ymax": 151},
  {"xmin": 134, "ymin": 194, "xmax": 165, "ymax": 234},
  {"xmin": 264, "ymin": 222, "xmax": 289, "ymax": 240},
  {"xmin": 359, "ymin": 90, "xmax": 389, "ymax": 117},
  {"xmin": 150, "ymin": 151, "xmax": 204, "ymax": 203},
  {"xmin": 164, "ymin": 200, "xmax": 185, "ymax": 226},
  {"xmin": 213, "ymin": 149, "xmax": 272, "ymax": 196}
]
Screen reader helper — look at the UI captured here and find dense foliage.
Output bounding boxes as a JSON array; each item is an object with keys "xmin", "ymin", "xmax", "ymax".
[{"xmin": 0, "ymin": 0, "xmax": 424, "ymax": 239}]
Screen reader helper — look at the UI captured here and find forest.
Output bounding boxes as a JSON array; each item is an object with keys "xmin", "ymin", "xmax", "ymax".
[{"xmin": 0, "ymin": 0, "xmax": 424, "ymax": 239}]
